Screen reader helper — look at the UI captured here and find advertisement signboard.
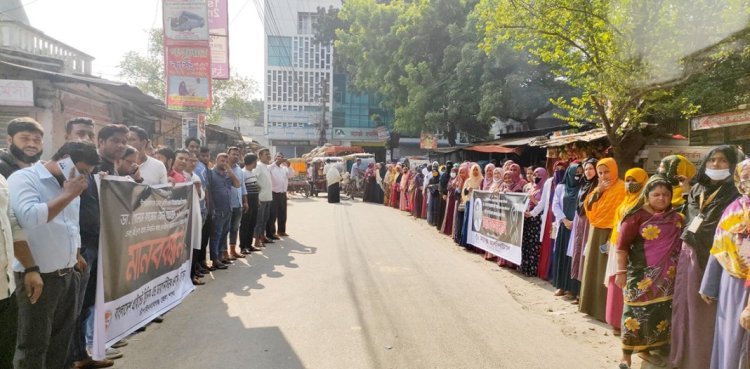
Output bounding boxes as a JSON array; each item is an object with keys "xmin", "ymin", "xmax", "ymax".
[
  {"xmin": 165, "ymin": 45, "xmax": 212, "ymax": 112},
  {"xmin": 207, "ymin": 0, "xmax": 229, "ymax": 79},
  {"xmin": 0, "ymin": 79, "xmax": 33, "ymax": 106},
  {"xmin": 163, "ymin": 0, "xmax": 209, "ymax": 44}
]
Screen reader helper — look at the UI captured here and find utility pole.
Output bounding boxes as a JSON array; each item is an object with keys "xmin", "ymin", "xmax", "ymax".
[{"xmin": 318, "ymin": 77, "xmax": 329, "ymax": 147}]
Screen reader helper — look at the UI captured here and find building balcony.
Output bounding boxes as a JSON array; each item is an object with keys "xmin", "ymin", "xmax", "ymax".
[{"xmin": 0, "ymin": 19, "xmax": 93, "ymax": 75}]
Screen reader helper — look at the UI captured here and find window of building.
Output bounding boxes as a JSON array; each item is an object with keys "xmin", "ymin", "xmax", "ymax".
[{"xmin": 268, "ymin": 36, "xmax": 292, "ymax": 66}]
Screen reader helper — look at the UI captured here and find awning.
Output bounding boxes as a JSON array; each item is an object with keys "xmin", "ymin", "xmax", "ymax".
[
  {"xmin": 464, "ymin": 145, "xmax": 523, "ymax": 154},
  {"xmin": 530, "ymin": 128, "xmax": 608, "ymax": 148}
]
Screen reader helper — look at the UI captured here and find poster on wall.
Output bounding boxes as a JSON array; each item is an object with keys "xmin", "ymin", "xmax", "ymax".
[
  {"xmin": 163, "ymin": 0, "xmax": 209, "ymax": 44},
  {"xmin": 466, "ymin": 191, "xmax": 528, "ymax": 265},
  {"xmin": 165, "ymin": 45, "xmax": 212, "ymax": 112},
  {"xmin": 420, "ymin": 132, "xmax": 437, "ymax": 150}
]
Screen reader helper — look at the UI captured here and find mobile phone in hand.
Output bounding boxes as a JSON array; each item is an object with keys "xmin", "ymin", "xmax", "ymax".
[{"xmin": 57, "ymin": 157, "xmax": 80, "ymax": 180}]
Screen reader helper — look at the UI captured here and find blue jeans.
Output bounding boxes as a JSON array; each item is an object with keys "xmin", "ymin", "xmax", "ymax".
[
  {"xmin": 210, "ymin": 209, "xmax": 232, "ymax": 260},
  {"xmin": 228, "ymin": 207, "xmax": 243, "ymax": 245}
]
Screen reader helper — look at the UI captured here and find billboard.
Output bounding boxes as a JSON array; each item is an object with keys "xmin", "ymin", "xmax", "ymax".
[{"xmin": 165, "ymin": 45, "xmax": 212, "ymax": 112}]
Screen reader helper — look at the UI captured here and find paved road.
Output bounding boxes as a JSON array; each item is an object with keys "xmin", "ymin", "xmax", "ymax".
[{"xmin": 118, "ymin": 196, "xmax": 622, "ymax": 369}]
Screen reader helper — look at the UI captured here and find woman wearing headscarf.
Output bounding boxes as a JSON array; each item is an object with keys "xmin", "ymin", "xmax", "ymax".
[
  {"xmin": 523, "ymin": 166, "xmax": 536, "ymax": 192},
  {"xmin": 375, "ymin": 163, "xmax": 385, "ymax": 204},
  {"xmin": 657, "ymin": 154, "xmax": 697, "ymax": 214},
  {"xmin": 382, "ymin": 164, "xmax": 394, "ymax": 206},
  {"xmin": 531, "ymin": 161, "xmax": 567, "ymax": 280},
  {"xmin": 427, "ymin": 164, "xmax": 441, "ymax": 226},
  {"xmin": 391, "ymin": 164, "xmax": 403, "ymax": 208},
  {"xmin": 615, "ymin": 176, "xmax": 683, "ymax": 369},
  {"xmin": 459, "ymin": 163, "xmax": 483, "ymax": 246},
  {"xmin": 670, "ymin": 146, "xmax": 741, "ymax": 369},
  {"xmin": 411, "ymin": 167, "xmax": 425, "ymax": 218},
  {"xmin": 603, "ymin": 167, "xmax": 648, "ymax": 335},
  {"xmin": 452, "ymin": 163, "xmax": 470, "ymax": 242},
  {"xmin": 363, "ymin": 162, "xmax": 378, "ymax": 203},
  {"xmin": 326, "ymin": 163, "xmax": 342, "ymax": 203},
  {"xmin": 482, "ymin": 163, "xmax": 496, "ymax": 190},
  {"xmin": 519, "ymin": 167, "xmax": 548, "ymax": 276},
  {"xmin": 551, "ymin": 163, "xmax": 583, "ymax": 300},
  {"xmin": 509, "ymin": 163, "xmax": 528, "ymax": 191},
  {"xmin": 399, "ymin": 166, "xmax": 411, "ymax": 211},
  {"xmin": 437, "ymin": 162, "xmax": 454, "ymax": 231},
  {"xmin": 569, "ymin": 159, "xmax": 599, "ymax": 299},
  {"xmin": 441, "ymin": 165, "xmax": 460, "ymax": 236},
  {"xmin": 699, "ymin": 158, "xmax": 750, "ymax": 369},
  {"xmin": 488, "ymin": 167, "xmax": 504, "ymax": 192},
  {"xmin": 579, "ymin": 158, "xmax": 627, "ymax": 322}
]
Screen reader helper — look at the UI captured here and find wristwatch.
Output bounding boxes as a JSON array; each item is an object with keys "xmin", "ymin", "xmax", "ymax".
[{"xmin": 24, "ymin": 265, "xmax": 40, "ymax": 274}]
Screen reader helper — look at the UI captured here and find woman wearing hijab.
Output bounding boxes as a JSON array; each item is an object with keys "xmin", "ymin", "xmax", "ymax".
[
  {"xmin": 657, "ymin": 154, "xmax": 697, "ymax": 214},
  {"xmin": 427, "ymin": 164, "xmax": 441, "ymax": 225},
  {"xmin": 509, "ymin": 163, "xmax": 528, "ymax": 191},
  {"xmin": 699, "ymin": 158, "xmax": 750, "ymax": 369},
  {"xmin": 411, "ymin": 167, "xmax": 425, "ymax": 217},
  {"xmin": 551, "ymin": 163, "xmax": 583, "ymax": 300},
  {"xmin": 437, "ymin": 162, "xmax": 454, "ymax": 230},
  {"xmin": 399, "ymin": 166, "xmax": 411, "ymax": 211},
  {"xmin": 604, "ymin": 167, "xmax": 648, "ymax": 335},
  {"xmin": 363, "ymin": 162, "xmax": 378, "ymax": 203},
  {"xmin": 579, "ymin": 158, "xmax": 627, "ymax": 322},
  {"xmin": 569, "ymin": 159, "xmax": 599, "ymax": 300},
  {"xmin": 488, "ymin": 167, "xmax": 504, "ymax": 192},
  {"xmin": 391, "ymin": 164, "xmax": 403, "ymax": 208},
  {"xmin": 375, "ymin": 163, "xmax": 385, "ymax": 204},
  {"xmin": 615, "ymin": 176, "xmax": 683, "ymax": 369},
  {"xmin": 452, "ymin": 163, "xmax": 470, "ymax": 242},
  {"xmin": 531, "ymin": 161, "xmax": 567, "ymax": 280},
  {"xmin": 326, "ymin": 163, "xmax": 342, "ymax": 203},
  {"xmin": 442, "ymin": 166, "xmax": 460, "ymax": 236},
  {"xmin": 482, "ymin": 163, "xmax": 496, "ymax": 190},
  {"xmin": 520, "ymin": 167, "xmax": 548, "ymax": 276},
  {"xmin": 459, "ymin": 163, "xmax": 483, "ymax": 246},
  {"xmin": 382, "ymin": 164, "xmax": 393, "ymax": 206},
  {"xmin": 670, "ymin": 146, "xmax": 740, "ymax": 369}
]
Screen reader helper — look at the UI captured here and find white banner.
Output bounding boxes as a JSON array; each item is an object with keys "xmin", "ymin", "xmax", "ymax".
[{"xmin": 466, "ymin": 191, "xmax": 529, "ymax": 265}]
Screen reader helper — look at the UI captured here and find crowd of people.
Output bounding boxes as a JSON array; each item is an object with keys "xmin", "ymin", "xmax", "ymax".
[
  {"xmin": 347, "ymin": 147, "xmax": 750, "ymax": 369},
  {"xmin": 0, "ymin": 117, "xmax": 295, "ymax": 369}
]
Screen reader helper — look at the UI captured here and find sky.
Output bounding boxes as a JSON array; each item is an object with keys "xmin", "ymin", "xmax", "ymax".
[{"xmin": 23, "ymin": 0, "xmax": 265, "ymax": 97}]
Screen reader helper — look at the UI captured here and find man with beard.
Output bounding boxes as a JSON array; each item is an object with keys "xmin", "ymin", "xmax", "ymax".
[{"xmin": 0, "ymin": 117, "xmax": 44, "ymax": 178}]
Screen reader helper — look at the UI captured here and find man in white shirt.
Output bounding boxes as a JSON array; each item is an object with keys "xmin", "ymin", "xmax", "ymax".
[
  {"xmin": 127, "ymin": 126, "xmax": 168, "ymax": 186},
  {"xmin": 266, "ymin": 152, "xmax": 294, "ymax": 239},
  {"xmin": 0, "ymin": 174, "xmax": 23, "ymax": 368},
  {"xmin": 254, "ymin": 149, "xmax": 273, "ymax": 248}
]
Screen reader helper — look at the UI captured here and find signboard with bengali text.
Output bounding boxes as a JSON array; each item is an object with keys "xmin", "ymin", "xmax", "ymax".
[
  {"xmin": 163, "ymin": 0, "xmax": 209, "ymax": 44},
  {"xmin": 0, "ymin": 80, "xmax": 33, "ymax": 106},
  {"xmin": 165, "ymin": 45, "xmax": 212, "ymax": 112}
]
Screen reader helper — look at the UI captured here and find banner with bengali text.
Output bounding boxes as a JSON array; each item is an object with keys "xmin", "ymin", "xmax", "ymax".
[
  {"xmin": 466, "ymin": 191, "xmax": 528, "ymax": 265},
  {"xmin": 208, "ymin": 0, "xmax": 229, "ymax": 79},
  {"xmin": 93, "ymin": 178, "xmax": 194, "ymax": 359}
]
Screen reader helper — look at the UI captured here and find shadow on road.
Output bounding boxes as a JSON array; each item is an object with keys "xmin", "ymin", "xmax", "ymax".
[{"xmin": 232, "ymin": 238, "xmax": 317, "ymax": 296}]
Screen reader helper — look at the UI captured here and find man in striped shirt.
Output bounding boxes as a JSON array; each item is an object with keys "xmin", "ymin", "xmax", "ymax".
[{"xmin": 240, "ymin": 153, "xmax": 261, "ymax": 254}]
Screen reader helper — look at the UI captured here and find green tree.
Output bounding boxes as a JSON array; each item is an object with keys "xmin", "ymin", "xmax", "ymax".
[
  {"xmin": 475, "ymin": 0, "xmax": 750, "ymax": 169},
  {"xmin": 117, "ymin": 28, "xmax": 261, "ymax": 126}
]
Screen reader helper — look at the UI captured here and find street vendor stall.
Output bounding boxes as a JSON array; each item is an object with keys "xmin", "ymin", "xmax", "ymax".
[{"xmin": 287, "ymin": 158, "xmax": 309, "ymax": 196}]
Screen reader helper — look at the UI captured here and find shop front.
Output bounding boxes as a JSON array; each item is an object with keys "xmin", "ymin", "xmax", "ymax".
[{"xmin": 690, "ymin": 108, "xmax": 750, "ymax": 154}]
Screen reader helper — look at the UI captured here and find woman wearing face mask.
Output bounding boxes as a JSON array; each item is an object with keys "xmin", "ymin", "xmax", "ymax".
[
  {"xmin": 657, "ymin": 154, "xmax": 697, "ymax": 214},
  {"xmin": 552, "ymin": 163, "xmax": 583, "ymax": 300},
  {"xmin": 488, "ymin": 167, "xmax": 504, "ymax": 192},
  {"xmin": 569, "ymin": 159, "xmax": 600, "ymax": 305},
  {"xmin": 411, "ymin": 167, "xmax": 425, "ymax": 218},
  {"xmin": 669, "ymin": 146, "xmax": 741, "ymax": 369},
  {"xmin": 427, "ymin": 164, "xmax": 441, "ymax": 226},
  {"xmin": 603, "ymin": 168, "xmax": 648, "ymax": 336},
  {"xmin": 579, "ymin": 158, "xmax": 626, "ymax": 322},
  {"xmin": 437, "ymin": 162, "xmax": 454, "ymax": 231},
  {"xmin": 531, "ymin": 161, "xmax": 567, "ymax": 280},
  {"xmin": 697, "ymin": 158, "xmax": 750, "ymax": 369},
  {"xmin": 390, "ymin": 164, "xmax": 403, "ymax": 208},
  {"xmin": 441, "ymin": 166, "xmax": 460, "ymax": 236},
  {"xmin": 615, "ymin": 177, "xmax": 683, "ymax": 369},
  {"xmin": 459, "ymin": 163, "xmax": 483, "ymax": 246},
  {"xmin": 519, "ymin": 168, "xmax": 548, "ymax": 276}
]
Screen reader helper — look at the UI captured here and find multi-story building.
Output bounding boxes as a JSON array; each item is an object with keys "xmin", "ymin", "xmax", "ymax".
[{"xmin": 264, "ymin": 0, "xmax": 393, "ymax": 159}]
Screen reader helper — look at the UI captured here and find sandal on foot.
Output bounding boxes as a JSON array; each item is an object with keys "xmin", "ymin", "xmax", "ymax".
[
  {"xmin": 554, "ymin": 289, "xmax": 565, "ymax": 296},
  {"xmin": 618, "ymin": 363, "xmax": 630, "ymax": 369},
  {"xmin": 637, "ymin": 353, "xmax": 665, "ymax": 367}
]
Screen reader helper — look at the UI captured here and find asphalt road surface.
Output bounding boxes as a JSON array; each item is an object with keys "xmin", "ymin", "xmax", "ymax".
[{"xmin": 117, "ymin": 195, "xmax": 638, "ymax": 369}]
